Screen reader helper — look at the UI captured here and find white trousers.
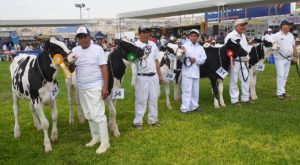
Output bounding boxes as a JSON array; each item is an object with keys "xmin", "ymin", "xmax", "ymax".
[
  {"xmin": 229, "ymin": 61, "xmax": 250, "ymax": 103},
  {"xmin": 180, "ymin": 75, "xmax": 199, "ymax": 112},
  {"xmin": 275, "ymin": 58, "xmax": 291, "ymax": 96},
  {"xmin": 134, "ymin": 75, "xmax": 159, "ymax": 125},
  {"xmin": 78, "ymin": 88, "xmax": 107, "ymax": 123}
]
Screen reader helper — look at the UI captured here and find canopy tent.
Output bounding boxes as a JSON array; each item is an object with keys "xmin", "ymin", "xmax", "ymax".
[{"xmin": 117, "ymin": 0, "xmax": 296, "ymax": 19}]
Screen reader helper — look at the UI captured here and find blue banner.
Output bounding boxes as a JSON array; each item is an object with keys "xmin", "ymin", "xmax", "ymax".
[{"xmin": 205, "ymin": 3, "xmax": 291, "ymax": 22}]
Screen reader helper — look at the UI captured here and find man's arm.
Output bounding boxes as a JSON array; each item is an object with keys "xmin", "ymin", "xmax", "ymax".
[
  {"xmin": 100, "ymin": 64, "xmax": 109, "ymax": 99},
  {"xmin": 293, "ymin": 45, "xmax": 298, "ymax": 64}
]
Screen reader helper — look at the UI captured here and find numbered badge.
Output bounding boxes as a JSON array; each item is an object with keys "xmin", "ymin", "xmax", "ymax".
[
  {"xmin": 256, "ymin": 63, "xmax": 265, "ymax": 72},
  {"xmin": 216, "ymin": 67, "xmax": 228, "ymax": 79},
  {"xmin": 164, "ymin": 72, "xmax": 175, "ymax": 81},
  {"xmin": 51, "ymin": 83, "xmax": 59, "ymax": 101},
  {"xmin": 112, "ymin": 88, "xmax": 125, "ymax": 100}
]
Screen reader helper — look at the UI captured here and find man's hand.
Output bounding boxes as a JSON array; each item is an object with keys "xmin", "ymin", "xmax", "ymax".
[
  {"xmin": 159, "ymin": 75, "xmax": 164, "ymax": 85},
  {"xmin": 189, "ymin": 57, "xmax": 196, "ymax": 64},
  {"xmin": 102, "ymin": 88, "xmax": 109, "ymax": 99},
  {"xmin": 293, "ymin": 56, "xmax": 299, "ymax": 64},
  {"xmin": 181, "ymin": 46, "xmax": 186, "ymax": 53}
]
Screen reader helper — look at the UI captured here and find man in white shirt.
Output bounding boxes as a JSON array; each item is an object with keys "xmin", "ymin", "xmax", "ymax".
[
  {"xmin": 180, "ymin": 29, "xmax": 207, "ymax": 114},
  {"xmin": 72, "ymin": 26, "xmax": 110, "ymax": 154},
  {"xmin": 133, "ymin": 25, "xmax": 163, "ymax": 130},
  {"xmin": 263, "ymin": 28, "xmax": 275, "ymax": 42},
  {"xmin": 224, "ymin": 19, "xmax": 251, "ymax": 105},
  {"xmin": 273, "ymin": 20, "xmax": 298, "ymax": 99}
]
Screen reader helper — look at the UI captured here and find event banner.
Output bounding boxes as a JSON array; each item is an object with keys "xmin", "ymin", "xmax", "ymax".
[{"xmin": 205, "ymin": 3, "xmax": 291, "ymax": 22}]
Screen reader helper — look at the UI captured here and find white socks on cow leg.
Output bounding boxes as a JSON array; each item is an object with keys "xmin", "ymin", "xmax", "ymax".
[
  {"xmin": 86, "ymin": 121, "xmax": 100, "ymax": 147},
  {"xmin": 96, "ymin": 120, "xmax": 110, "ymax": 154}
]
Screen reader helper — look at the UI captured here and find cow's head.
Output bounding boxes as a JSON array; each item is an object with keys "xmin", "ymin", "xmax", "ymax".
[
  {"xmin": 263, "ymin": 37, "xmax": 279, "ymax": 58},
  {"xmin": 44, "ymin": 37, "xmax": 75, "ymax": 65},
  {"xmin": 166, "ymin": 43, "xmax": 185, "ymax": 59},
  {"xmin": 263, "ymin": 37, "xmax": 279, "ymax": 50},
  {"xmin": 113, "ymin": 39, "xmax": 146, "ymax": 62},
  {"xmin": 248, "ymin": 38, "xmax": 265, "ymax": 66},
  {"xmin": 225, "ymin": 38, "xmax": 248, "ymax": 59}
]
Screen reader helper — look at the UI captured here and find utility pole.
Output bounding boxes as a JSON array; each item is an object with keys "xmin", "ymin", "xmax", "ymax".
[{"xmin": 75, "ymin": 3, "xmax": 86, "ymax": 19}]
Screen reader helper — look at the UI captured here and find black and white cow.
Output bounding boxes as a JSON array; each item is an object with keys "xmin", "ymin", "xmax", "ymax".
[
  {"xmin": 158, "ymin": 43, "xmax": 185, "ymax": 109},
  {"xmin": 67, "ymin": 39, "xmax": 146, "ymax": 137},
  {"xmin": 10, "ymin": 37, "xmax": 76, "ymax": 152},
  {"xmin": 200, "ymin": 38, "xmax": 248, "ymax": 108},
  {"xmin": 248, "ymin": 38, "xmax": 279, "ymax": 100}
]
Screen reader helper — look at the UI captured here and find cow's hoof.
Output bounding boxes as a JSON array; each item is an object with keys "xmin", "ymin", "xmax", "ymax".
[
  {"xmin": 214, "ymin": 103, "xmax": 220, "ymax": 109},
  {"xmin": 86, "ymin": 138, "xmax": 100, "ymax": 147},
  {"xmin": 69, "ymin": 118, "xmax": 75, "ymax": 124},
  {"xmin": 14, "ymin": 131, "xmax": 20, "ymax": 138},
  {"xmin": 45, "ymin": 145, "xmax": 52, "ymax": 153},
  {"xmin": 113, "ymin": 130, "xmax": 120, "ymax": 137},
  {"xmin": 79, "ymin": 118, "xmax": 85, "ymax": 124},
  {"xmin": 51, "ymin": 133, "xmax": 58, "ymax": 142},
  {"xmin": 35, "ymin": 125, "xmax": 42, "ymax": 131},
  {"xmin": 167, "ymin": 105, "xmax": 172, "ymax": 110}
]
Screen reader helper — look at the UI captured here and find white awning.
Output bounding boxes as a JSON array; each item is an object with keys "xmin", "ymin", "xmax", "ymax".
[{"xmin": 117, "ymin": 0, "xmax": 296, "ymax": 19}]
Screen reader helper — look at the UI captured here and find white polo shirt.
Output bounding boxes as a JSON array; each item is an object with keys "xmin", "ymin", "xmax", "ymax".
[
  {"xmin": 224, "ymin": 30, "xmax": 249, "ymax": 59},
  {"xmin": 182, "ymin": 40, "xmax": 207, "ymax": 79},
  {"xmin": 273, "ymin": 30, "xmax": 295, "ymax": 59},
  {"xmin": 134, "ymin": 39, "xmax": 159, "ymax": 74},
  {"xmin": 72, "ymin": 44, "xmax": 107, "ymax": 89}
]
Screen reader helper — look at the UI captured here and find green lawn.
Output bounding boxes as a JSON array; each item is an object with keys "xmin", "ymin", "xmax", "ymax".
[{"xmin": 0, "ymin": 60, "xmax": 300, "ymax": 165}]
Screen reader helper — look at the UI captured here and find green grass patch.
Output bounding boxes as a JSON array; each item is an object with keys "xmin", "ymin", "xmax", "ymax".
[{"xmin": 1, "ymin": 61, "xmax": 300, "ymax": 164}]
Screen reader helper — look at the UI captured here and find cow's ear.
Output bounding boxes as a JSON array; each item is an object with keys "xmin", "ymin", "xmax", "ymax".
[
  {"xmin": 114, "ymin": 39, "xmax": 121, "ymax": 46},
  {"xmin": 43, "ymin": 40, "xmax": 51, "ymax": 51}
]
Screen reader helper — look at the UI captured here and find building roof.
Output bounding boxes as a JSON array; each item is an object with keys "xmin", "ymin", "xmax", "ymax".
[
  {"xmin": 0, "ymin": 19, "xmax": 98, "ymax": 27},
  {"xmin": 117, "ymin": 0, "xmax": 295, "ymax": 19}
]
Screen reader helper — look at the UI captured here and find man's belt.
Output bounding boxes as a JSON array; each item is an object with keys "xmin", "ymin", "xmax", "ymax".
[{"xmin": 137, "ymin": 72, "xmax": 155, "ymax": 76}]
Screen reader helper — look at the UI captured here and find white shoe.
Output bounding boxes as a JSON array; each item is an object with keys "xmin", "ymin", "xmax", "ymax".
[
  {"xmin": 95, "ymin": 119, "xmax": 110, "ymax": 154},
  {"xmin": 96, "ymin": 143, "xmax": 110, "ymax": 154},
  {"xmin": 86, "ymin": 135, "xmax": 100, "ymax": 147},
  {"xmin": 86, "ymin": 121, "xmax": 100, "ymax": 147}
]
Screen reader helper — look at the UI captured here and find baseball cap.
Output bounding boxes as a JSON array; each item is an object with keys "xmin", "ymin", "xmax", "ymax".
[
  {"xmin": 188, "ymin": 29, "xmax": 200, "ymax": 36},
  {"xmin": 267, "ymin": 28, "xmax": 272, "ymax": 32},
  {"xmin": 138, "ymin": 25, "xmax": 151, "ymax": 33},
  {"xmin": 234, "ymin": 19, "xmax": 248, "ymax": 27},
  {"xmin": 280, "ymin": 20, "xmax": 292, "ymax": 27},
  {"xmin": 76, "ymin": 26, "xmax": 90, "ymax": 38}
]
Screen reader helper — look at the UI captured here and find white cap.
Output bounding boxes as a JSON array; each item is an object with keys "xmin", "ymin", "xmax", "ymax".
[
  {"xmin": 267, "ymin": 28, "xmax": 272, "ymax": 32},
  {"xmin": 188, "ymin": 29, "xmax": 200, "ymax": 36},
  {"xmin": 76, "ymin": 26, "xmax": 90, "ymax": 37},
  {"xmin": 234, "ymin": 19, "xmax": 248, "ymax": 27},
  {"xmin": 170, "ymin": 36, "xmax": 175, "ymax": 41}
]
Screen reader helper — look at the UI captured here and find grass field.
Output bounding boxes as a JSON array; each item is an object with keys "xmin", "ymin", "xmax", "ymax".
[{"xmin": 1, "ymin": 60, "xmax": 300, "ymax": 165}]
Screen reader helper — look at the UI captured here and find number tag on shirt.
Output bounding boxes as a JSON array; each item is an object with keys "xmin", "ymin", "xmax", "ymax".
[
  {"xmin": 216, "ymin": 67, "xmax": 228, "ymax": 79},
  {"xmin": 164, "ymin": 72, "xmax": 175, "ymax": 81},
  {"xmin": 112, "ymin": 88, "xmax": 124, "ymax": 100},
  {"xmin": 256, "ymin": 63, "xmax": 265, "ymax": 72},
  {"xmin": 51, "ymin": 83, "xmax": 59, "ymax": 101}
]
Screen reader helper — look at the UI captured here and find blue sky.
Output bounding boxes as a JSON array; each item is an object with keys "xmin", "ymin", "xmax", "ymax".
[{"xmin": 0, "ymin": 0, "xmax": 200, "ymax": 20}]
